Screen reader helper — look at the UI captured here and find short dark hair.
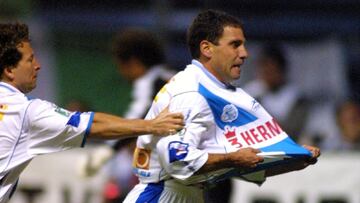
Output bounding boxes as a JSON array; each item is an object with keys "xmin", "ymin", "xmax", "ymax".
[
  {"xmin": 187, "ymin": 9, "xmax": 243, "ymax": 59},
  {"xmin": 113, "ymin": 28, "xmax": 165, "ymax": 69},
  {"xmin": 0, "ymin": 23, "xmax": 29, "ymax": 75}
]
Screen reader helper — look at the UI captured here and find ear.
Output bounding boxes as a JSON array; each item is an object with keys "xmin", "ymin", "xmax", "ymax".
[
  {"xmin": 3, "ymin": 67, "xmax": 15, "ymax": 81},
  {"xmin": 199, "ymin": 40, "xmax": 213, "ymax": 58}
]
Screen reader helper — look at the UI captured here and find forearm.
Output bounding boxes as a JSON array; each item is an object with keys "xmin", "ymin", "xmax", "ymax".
[
  {"xmin": 196, "ymin": 153, "xmax": 232, "ymax": 174},
  {"xmin": 89, "ymin": 112, "xmax": 152, "ymax": 139},
  {"xmin": 196, "ymin": 148, "xmax": 263, "ymax": 175}
]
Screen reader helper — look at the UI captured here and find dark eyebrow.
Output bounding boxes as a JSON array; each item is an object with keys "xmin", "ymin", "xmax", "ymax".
[{"xmin": 229, "ymin": 39, "xmax": 244, "ymax": 46}]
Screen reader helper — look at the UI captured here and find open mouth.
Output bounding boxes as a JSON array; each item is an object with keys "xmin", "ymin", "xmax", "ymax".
[{"xmin": 232, "ymin": 64, "xmax": 241, "ymax": 69}]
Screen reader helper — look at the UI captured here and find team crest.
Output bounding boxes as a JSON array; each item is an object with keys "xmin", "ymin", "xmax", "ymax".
[
  {"xmin": 168, "ymin": 141, "xmax": 189, "ymax": 163},
  {"xmin": 221, "ymin": 104, "xmax": 238, "ymax": 123}
]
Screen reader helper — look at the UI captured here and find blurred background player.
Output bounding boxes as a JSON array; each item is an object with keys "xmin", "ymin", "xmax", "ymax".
[
  {"xmin": 80, "ymin": 28, "xmax": 176, "ymax": 203},
  {"xmin": 334, "ymin": 99, "xmax": 360, "ymax": 150},
  {"xmin": 113, "ymin": 28, "xmax": 175, "ymax": 120}
]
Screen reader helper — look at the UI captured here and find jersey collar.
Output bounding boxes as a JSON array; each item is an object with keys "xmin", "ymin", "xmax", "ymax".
[{"xmin": 0, "ymin": 82, "xmax": 21, "ymax": 93}]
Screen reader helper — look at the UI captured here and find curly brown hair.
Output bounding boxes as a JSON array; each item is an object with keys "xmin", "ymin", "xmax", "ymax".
[{"xmin": 0, "ymin": 23, "xmax": 29, "ymax": 76}]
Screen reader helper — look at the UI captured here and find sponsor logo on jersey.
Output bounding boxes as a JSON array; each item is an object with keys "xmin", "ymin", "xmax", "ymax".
[
  {"xmin": 133, "ymin": 147, "xmax": 151, "ymax": 170},
  {"xmin": 168, "ymin": 141, "xmax": 189, "ymax": 163},
  {"xmin": 54, "ymin": 106, "xmax": 71, "ymax": 117},
  {"xmin": 221, "ymin": 104, "xmax": 238, "ymax": 122},
  {"xmin": 223, "ymin": 118, "xmax": 283, "ymax": 148},
  {"xmin": 133, "ymin": 168, "xmax": 151, "ymax": 177},
  {"xmin": 223, "ymin": 126, "xmax": 242, "ymax": 148}
]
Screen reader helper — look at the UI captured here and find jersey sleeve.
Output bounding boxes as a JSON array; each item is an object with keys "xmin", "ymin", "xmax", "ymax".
[
  {"xmin": 25, "ymin": 99, "xmax": 94, "ymax": 156},
  {"xmin": 156, "ymin": 92, "xmax": 211, "ymax": 180}
]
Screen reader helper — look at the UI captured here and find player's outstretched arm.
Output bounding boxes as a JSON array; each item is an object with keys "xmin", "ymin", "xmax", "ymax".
[
  {"xmin": 89, "ymin": 107, "xmax": 184, "ymax": 139},
  {"xmin": 265, "ymin": 145, "xmax": 321, "ymax": 177}
]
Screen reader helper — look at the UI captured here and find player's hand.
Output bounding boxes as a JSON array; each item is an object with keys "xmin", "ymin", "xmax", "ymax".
[
  {"xmin": 149, "ymin": 106, "xmax": 184, "ymax": 136},
  {"xmin": 286, "ymin": 145, "xmax": 321, "ymax": 171},
  {"xmin": 228, "ymin": 148, "xmax": 264, "ymax": 168},
  {"xmin": 302, "ymin": 145, "xmax": 321, "ymax": 165}
]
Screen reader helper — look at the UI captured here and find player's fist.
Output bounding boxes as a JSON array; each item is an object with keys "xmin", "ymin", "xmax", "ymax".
[{"xmin": 302, "ymin": 145, "xmax": 321, "ymax": 165}]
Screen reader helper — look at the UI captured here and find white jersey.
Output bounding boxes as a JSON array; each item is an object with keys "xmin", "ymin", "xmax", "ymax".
[
  {"xmin": 125, "ymin": 60, "xmax": 311, "ymax": 203},
  {"xmin": 0, "ymin": 82, "xmax": 94, "ymax": 203}
]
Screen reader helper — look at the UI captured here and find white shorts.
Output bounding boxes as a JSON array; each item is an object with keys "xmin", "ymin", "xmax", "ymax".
[{"xmin": 123, "ymin": 179, "xmax": 204, "ymax": 203}]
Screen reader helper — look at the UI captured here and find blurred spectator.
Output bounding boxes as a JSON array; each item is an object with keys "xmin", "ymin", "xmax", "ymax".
[
  {"xmin": 303, "ymin": 99, "xmax": 360, "ymax": 151},
  {"xmin": 243, "ymin": 43, "xmax": 310, "ymax": 141},
  {"xmin": 79, "ymin": 28, "xmax": 176, "ymax": 203},
  {"xmin": 335, "ymin": 100, "xmax": 360, "ymax": 150}
]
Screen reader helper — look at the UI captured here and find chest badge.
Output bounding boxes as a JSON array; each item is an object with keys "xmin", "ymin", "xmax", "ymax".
[{"xmin": 221, "ymin": 104, "xmax": 238, "ymax": 123}]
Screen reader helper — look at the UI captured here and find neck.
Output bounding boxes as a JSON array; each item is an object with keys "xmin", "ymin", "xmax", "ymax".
[{"xmin": 198, "ymin": 58, "xmax": 228, "ymax": 85}]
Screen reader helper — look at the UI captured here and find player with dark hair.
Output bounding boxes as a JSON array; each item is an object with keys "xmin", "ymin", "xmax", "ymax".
[
  {"xmin": 124, "ymin": 10, "xmax": 320, "ymax": 203},
  {"xmin": 0, "ymin": 23, "xmax": 184, "ymax": 203}
]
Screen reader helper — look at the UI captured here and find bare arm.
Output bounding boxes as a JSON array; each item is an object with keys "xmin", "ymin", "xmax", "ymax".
[
  {"xmin": 196, "ymin": 148, "xmax": 264, "ymax": 174},
  {"xmin": 265, "ymin": 145, "xmax": 321, "ymax": 177},
  {"xmin": 89, "ymin": 107, "xmax": 184, "ymax": 139}
]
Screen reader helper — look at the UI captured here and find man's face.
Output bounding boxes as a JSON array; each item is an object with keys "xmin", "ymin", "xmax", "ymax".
[
  {"xmin": 11, "ymin": 42, "xmax": 41, "ymax": 93},
  {"xmin": 208, "ymin": 26, "xmax": 248, "ymax": 83}
]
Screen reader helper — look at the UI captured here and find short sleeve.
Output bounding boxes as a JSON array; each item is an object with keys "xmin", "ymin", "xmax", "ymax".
[
  {"xmin": 25, "ymin": 99, "xmax": 94, "ymax": 155},
  {"xmin": 156, "ymin": 92, "xmax": 212, "ymax": 180}
]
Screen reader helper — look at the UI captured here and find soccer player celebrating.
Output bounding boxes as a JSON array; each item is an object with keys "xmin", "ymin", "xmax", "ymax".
[{"xmin": 124, "ymin": 10, "xmax": 320, "ymax": 203}]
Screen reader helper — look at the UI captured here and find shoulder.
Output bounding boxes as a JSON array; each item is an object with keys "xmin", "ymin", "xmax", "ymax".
[
  {"xmin": 166, "ymin": 64, "xmax": 201, "ymax": 96},
  {"xmin": 27, "ymin": 99, "xmax": 72, "ymax": 118}
]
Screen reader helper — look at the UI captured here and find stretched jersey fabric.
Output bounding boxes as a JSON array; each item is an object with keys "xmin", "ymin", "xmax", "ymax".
[
  {"xmin": 0, "ymin": 82, "xmax": 94, "ymax": 203},
  {"xmin": 125, "ymin": 60, "xmax": 311, "ymax": 203}
]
